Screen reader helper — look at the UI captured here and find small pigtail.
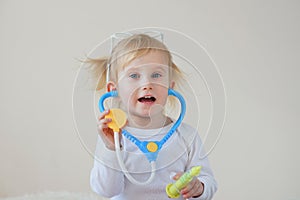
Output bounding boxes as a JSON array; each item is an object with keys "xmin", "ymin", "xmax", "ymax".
[
  {"xmin": 171, "ymin": 61, "xmax": 185, "ymax": 90},
  {"xmin": 84, "ymin": 57, "xmax": 109, "ymax": 91},
  {"xmin": 166, "ymin": 61, "xmax": 186, "ymax": 113}
]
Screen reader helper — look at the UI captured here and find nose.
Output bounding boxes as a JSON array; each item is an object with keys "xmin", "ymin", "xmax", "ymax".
[
  {"xmin": 142, "ymin": 83, "xmax": 153, "ymax": 91},
  {"xmin": 141, "ymin": 76, "xmax": 153, "ymax": 90}
]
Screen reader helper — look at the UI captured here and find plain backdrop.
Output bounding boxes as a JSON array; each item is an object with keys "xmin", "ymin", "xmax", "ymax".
[{"xmin": 0, "ymin": 0, "xmax": 299, "ymax": 199}]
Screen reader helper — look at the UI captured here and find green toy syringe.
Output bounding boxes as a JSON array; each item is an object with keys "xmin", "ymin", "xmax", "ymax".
[{"xmin": 165, "ymin": 166, "xmax": 202, "ymax": 198}]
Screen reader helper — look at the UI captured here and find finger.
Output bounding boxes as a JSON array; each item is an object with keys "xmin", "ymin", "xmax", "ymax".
[
  {"xmin": 181, "ymin": 178, "xmax": 197, "ymax": 194},
  {"xmin": 97, "ymin": 124, "xmax": 108, "ymax": 131},
  {"xmin": 181, "ymin": 179, "xmax": 202, "ymax": 198},
  {"xmin": 173, "ymin": 172, "xmax": 183, "ymax": 180},
  {"xmin": 98, "ymin": 109, "xmax": 110, "ymax": 120},
  {"xmin": 169, "ymin": 172, "xmax": 177, "ymax": 180},
  {"xmin": 97, "ymin": 117, "xmax": 112, "ymax": 126},
  {"xmin": 98, "ymin": 110, "xmax": 110, "ymax": 120},
  {"xmin": 97, "ymin": 118, "xmax": 112, "ymax": 131}
]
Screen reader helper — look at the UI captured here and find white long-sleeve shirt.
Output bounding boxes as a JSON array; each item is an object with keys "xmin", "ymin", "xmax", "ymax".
[{"xmin": 90, "ymin": 122, "xmax": 217, "ymax": 200}]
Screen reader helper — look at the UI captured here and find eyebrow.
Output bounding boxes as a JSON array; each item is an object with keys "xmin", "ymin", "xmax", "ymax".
[
  {"xmin": 153, "ymin": 65, "xmax": 169, "ymax": 72},
  {"xmin": 124, "ymin": 63, "xmax": 169, "ymax": 73}
]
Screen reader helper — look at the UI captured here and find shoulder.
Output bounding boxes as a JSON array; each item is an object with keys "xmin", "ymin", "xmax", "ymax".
[
  {"xmin": 178, "ymin": 122, "xmax": 197, "ymax": 132},
  {"xmin": 178, "ymin": 122, "xmax": 198, "ymax": 136},
  {"xmin": 176, "ymin": 122, "xmax": 201, "ymax": 145}
]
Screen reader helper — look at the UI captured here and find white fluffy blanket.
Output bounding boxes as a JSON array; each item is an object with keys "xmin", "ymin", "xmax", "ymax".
[{"xmin": 0, "ymin": 191, "xmax": 107, "ymax": 200}]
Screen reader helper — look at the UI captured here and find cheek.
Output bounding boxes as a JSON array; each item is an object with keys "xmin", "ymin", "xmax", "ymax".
[
  {"xmin": 155, "ymin": 75, "xmax": 172, "ymax": 90},
  {"xmin": 118, "ymin": 86, "xmax": 136, "ymax": 104},
  {"xmin": 153, "ymin": 78, "xmax": 169, "ymax": 88},
  {"xmin": 156, "ymin": 86, "xmax": 169, "ymax": 103}
]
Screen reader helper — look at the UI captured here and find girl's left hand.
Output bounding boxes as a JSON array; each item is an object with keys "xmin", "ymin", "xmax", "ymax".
[{"xmin": 173, "ymin": 172, "xmax": 204, "ymax": 199}]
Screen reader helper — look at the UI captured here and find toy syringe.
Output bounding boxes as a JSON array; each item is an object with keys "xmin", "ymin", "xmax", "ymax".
[{"xmin": 166, "ymin": 166, "xmax": 202, "ymax": 198}]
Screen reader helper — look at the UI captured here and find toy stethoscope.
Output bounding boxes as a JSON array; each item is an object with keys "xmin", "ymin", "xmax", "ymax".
[{"xmin": 99, "ymin": 88, "xmax": 186, "ymax": 185}]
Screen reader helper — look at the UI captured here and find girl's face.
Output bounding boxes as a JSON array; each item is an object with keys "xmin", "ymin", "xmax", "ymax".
[{"xmin": 115, "ymin": 51, "xmax": 174, "ymax": 119}]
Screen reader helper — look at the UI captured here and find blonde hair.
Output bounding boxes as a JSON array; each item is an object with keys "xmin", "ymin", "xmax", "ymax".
[{"xmin": 85, "ymin": 34, "xmax": 184, "ymax": 92}]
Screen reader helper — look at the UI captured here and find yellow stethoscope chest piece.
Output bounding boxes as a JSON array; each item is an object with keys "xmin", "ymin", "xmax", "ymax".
[
  {"xmin": 147, "ymin": 142, "xmax": 158, "ymax": 152},
  {"xmin": 105, "ymin": 108, "xmax": 127, "ymax": 132}
]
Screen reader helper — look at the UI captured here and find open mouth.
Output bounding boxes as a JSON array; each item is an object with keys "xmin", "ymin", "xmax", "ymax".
[{"xmin": 138, "ymin": 96, "xmax": 156, "ymax": 103}]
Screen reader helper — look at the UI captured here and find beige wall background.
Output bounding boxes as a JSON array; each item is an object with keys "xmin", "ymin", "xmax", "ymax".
[{"xmin": 0, "ymin": 0, "xmax": 299, "ymax": 199}]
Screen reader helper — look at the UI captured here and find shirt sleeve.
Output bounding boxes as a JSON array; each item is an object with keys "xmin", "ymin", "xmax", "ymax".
[
  {"xmin": 90, "ymin": 136, "xmax": 124, "ymax": 198},
  {"xmin": 184, "ymin": 130, "xmax": 218, "ymax": 200}
]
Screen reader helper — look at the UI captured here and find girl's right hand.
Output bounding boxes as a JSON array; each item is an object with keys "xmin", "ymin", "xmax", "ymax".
[{"xmin": 97, "ymin": 109, "xmax": 122, "ymax": 151}]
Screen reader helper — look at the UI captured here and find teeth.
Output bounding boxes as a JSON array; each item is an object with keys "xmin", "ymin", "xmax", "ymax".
[{"xmin": 138, "ymin": 96, "xmax": 156, "ymax": 102}]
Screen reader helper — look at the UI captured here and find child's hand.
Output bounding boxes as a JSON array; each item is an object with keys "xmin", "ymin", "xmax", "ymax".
[
  {"xmin": 97, "ymin": 109, "xmax": 122, "ymax": 151},
  {"xmin": 173, "ymin": 172, "xmax": 204, "ymax": 199}
]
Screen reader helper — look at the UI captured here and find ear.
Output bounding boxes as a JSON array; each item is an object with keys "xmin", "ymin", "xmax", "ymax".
[
  {"xmin": 169, "ymin": 81, "xmax": 175, "ymax": 89},
  {"xmin": 106, "ymin": 81, "xmax": 117, "ymax": 92}
]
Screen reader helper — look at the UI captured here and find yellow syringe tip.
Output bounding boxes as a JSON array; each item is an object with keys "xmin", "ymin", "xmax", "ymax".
[{"xmin": 190, "ymin": 166, "xmax": 202, "ymax": 176}]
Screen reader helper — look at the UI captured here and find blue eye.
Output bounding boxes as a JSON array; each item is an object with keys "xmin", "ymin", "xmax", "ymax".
[
  {"xmin": 151, "ymin": 73, "xmax": 162, "ymax": 78},
  {"xmin": 129, "ymin": 73, "xmax": 140, "ymax": 79}
]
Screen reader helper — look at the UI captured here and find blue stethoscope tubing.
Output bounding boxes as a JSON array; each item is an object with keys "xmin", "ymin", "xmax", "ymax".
[{"xmin": 99, "ymin": 88, "xmax": 186, "ymax": 185}]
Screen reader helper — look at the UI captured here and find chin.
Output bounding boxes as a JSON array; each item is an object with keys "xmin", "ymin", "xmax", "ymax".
[{"xmin": 128, "ymin": 109, "xmax": 153, "ymax": 119}]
